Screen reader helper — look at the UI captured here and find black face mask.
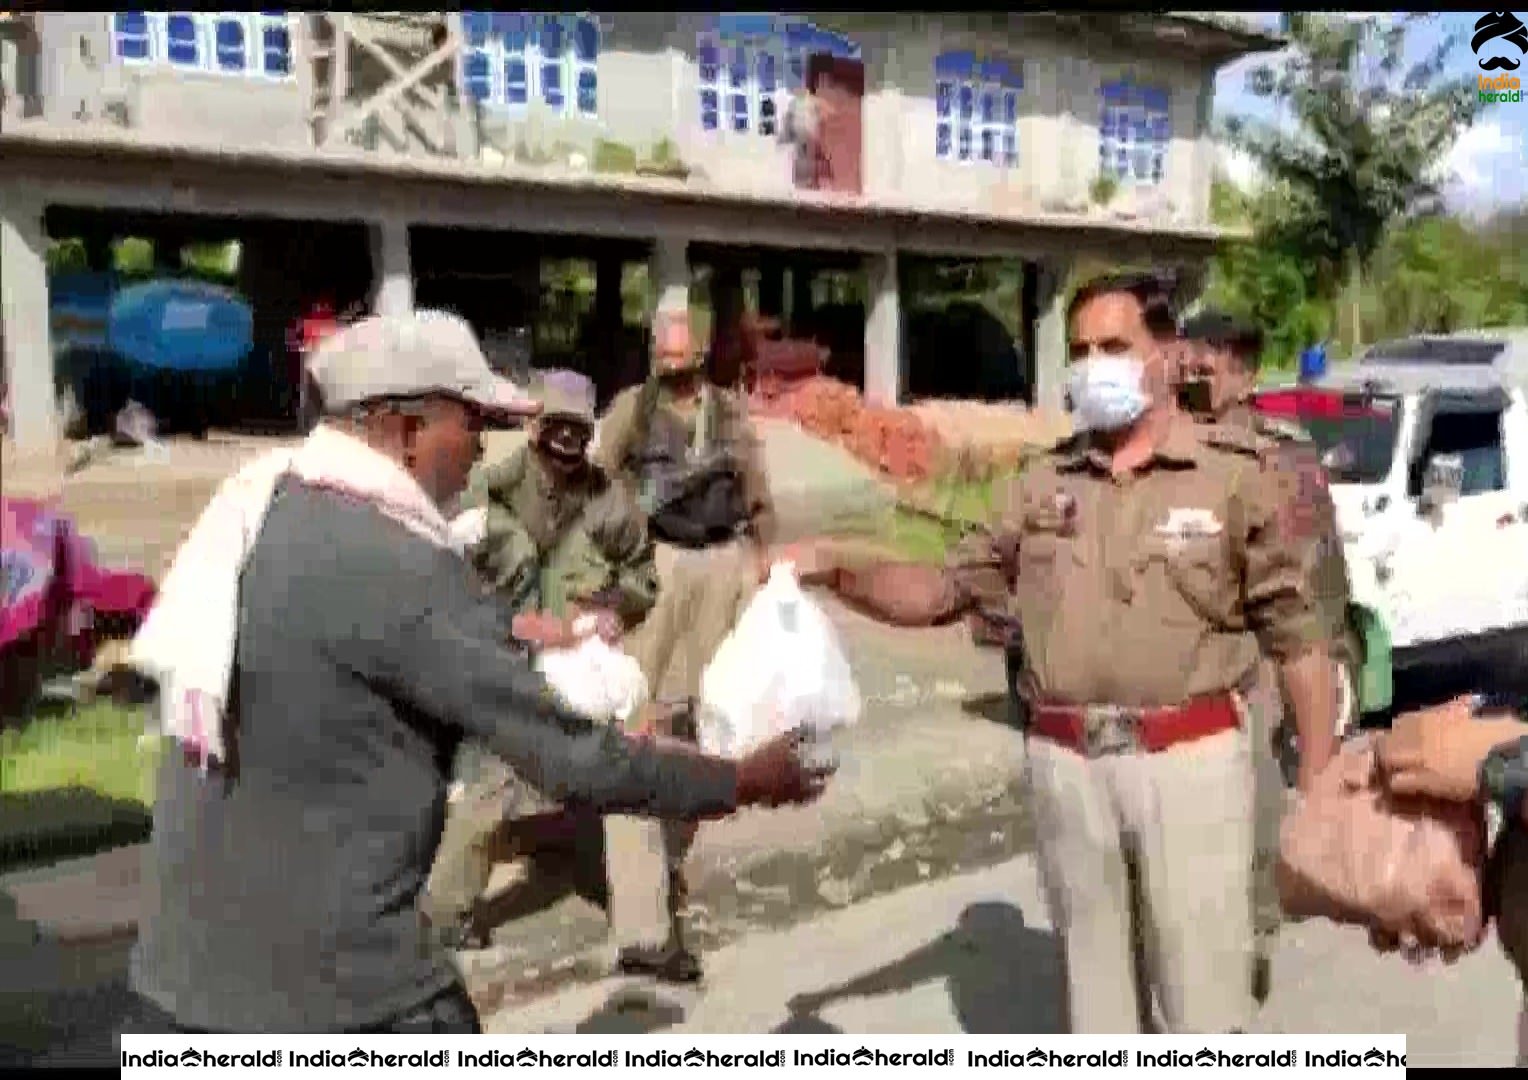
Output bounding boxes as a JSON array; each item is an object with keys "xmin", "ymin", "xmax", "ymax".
[{"xmin": 1177, "ymin": 377, "xmax": 1214, "ymax": 415}]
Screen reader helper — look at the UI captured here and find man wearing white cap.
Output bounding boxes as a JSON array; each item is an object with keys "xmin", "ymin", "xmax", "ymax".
[{"xmin": 124, "ymin": 311, "xmax": 832, "ymax": 1034}]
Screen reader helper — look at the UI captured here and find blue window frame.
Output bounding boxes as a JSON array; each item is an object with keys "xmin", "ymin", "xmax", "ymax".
[
  {"xmin": 1099, "ymin": 79, "xmax": 1170, "ymax": 185},
  {"xmin": 260, "ymin": 18, "xmax": 290, "ymax": 76},
  {"xmin": 166, "ymin": 14, "xmax": 199, "ymax": 66},
  {"xmin": 215, "ymin": 19, "xmax": 245, "ymax": 72},
  {"xmin": 934, "ymin": 49, "xmax": 1022, "ymax": 169},
  {"xmin": 113, "ymin": 12, "xmax": 151, "ymax": 62},
  {"xmin": 463, "ymin": 51, "xmax": 492, "ymax": 103},
  {"xmin": 696, "ymin": 17, "xmax": 859, "ymax": 139},
  {"xmin": 111, "ymin": 12, "xmax": 292, "ymax": 79},
  {"xmin": 505, "ymin": 57, "xmax": 528, "ymax": 105},
  {"xmin": 461, "ymin": 12, "xmax": 598, "ymax": 117}
]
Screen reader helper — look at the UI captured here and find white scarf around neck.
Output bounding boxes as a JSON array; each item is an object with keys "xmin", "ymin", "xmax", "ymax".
[{"xmin": 130, "ymin": 424, "xmax": 455, "ymax": 770}]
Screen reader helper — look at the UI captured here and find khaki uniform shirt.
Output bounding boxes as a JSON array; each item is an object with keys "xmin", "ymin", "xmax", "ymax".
[
  {"xmin": 950, "ymin": 415, "xmax": 1326, "ymax": 709},
  {"xmin": 595, "ymin": 380, "xmax": 776, "ymax": 548},
  {"xmin": 1221, "ymin": 402, "xmax": 1353, "ymax": 653}
]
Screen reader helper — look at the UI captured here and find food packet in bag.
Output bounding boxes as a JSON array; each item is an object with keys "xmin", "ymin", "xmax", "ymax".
[{"xmin": 698, "ymin": 562, "xmax": 861, "ymax": 760}]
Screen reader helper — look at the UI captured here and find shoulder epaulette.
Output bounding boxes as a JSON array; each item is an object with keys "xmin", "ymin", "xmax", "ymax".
[
  {"xmin": 1201, "ymin": 422, "xmax": 1277, "ymax": 459},
  {"xmin": 1253, "ymin": 414, "xmax": 1312, "ymax": 445}
]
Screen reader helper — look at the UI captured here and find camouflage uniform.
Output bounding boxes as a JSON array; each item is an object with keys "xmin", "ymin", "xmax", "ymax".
[{"xmin": 423, "ymin": 372, "xmax": 657, "ymax": 940}]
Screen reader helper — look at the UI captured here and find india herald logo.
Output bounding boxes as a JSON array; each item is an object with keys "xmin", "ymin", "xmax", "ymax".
[{"xmin": 1474, "ymin": 11, "xmax": 1528, "ymax": 70}]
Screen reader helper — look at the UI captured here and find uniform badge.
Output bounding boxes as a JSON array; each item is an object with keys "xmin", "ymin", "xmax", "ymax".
[{"xmin": 1156, "ymin": 507, "xmax": 1223, "ymax": 539}]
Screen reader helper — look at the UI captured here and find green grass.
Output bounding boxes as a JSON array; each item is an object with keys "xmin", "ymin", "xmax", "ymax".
[{"xmin": 0, "ymin": 702, "xmax": 160, "ymax": 872}]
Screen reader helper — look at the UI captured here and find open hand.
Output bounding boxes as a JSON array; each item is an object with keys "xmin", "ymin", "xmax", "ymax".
[
  {"xmin": 735, "ymin": 727, "xmax": 837, "ymax": 808},
  {"xmin": 1376, "ymin": 695, "xmax": 1526, "ymax": 803}
]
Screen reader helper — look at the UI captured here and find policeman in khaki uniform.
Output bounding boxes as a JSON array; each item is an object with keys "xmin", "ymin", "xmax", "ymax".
[
  {"xmin": 424, "ymin": 369, "xmax": 658, "ymax": 947},
  {"xmin": 593, "ymin": 310, "xmax": 778, "ymax": 983},
  {"xmin": 1177, "ymin": 310, "xmax": 1351, "ymax": 1001},
  {"xmin": 946, "ymin": 273, "xmax": 1338, "ymax": 1033}
]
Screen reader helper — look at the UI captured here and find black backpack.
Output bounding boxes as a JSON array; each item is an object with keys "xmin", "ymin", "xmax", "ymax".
[{"xmin": 629, "ymin": 377, "xmax": 750, "ymax": 547}]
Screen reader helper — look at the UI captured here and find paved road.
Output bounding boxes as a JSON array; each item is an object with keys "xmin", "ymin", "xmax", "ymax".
[{"xmin": 487, "ymin": 855, "xmax": 1523, "ymax": 1068}]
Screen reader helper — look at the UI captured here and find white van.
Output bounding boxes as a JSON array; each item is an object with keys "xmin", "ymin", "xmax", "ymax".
[{"xmin": 1252, "ymin": 328, "xmax": 1528, "ymax": 718}]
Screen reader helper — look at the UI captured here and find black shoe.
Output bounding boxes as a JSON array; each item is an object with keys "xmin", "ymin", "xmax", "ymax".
[{"xmin": 617, "ymin": 943, "xmax": 703, "ymax": 985}]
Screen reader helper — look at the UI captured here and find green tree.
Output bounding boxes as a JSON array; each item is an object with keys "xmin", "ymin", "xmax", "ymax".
[
  {"xmin": 1226, "ymin": 13, "xmax": 1483, "ymax": 352},
  {"xmin": 1205, "ymin": 176, "xmax": 1333, "ymax": 371}
]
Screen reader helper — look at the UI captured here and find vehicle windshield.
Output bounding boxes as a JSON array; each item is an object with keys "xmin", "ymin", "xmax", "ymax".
[{"xmin": 1251, "ymin": 389, "xmax": 1402, "ymax": 484}]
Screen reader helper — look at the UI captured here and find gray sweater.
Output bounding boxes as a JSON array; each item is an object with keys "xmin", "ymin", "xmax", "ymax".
[{"xmin": 131, "ymin": 480, "xmax": 737, "ymax": 1032}]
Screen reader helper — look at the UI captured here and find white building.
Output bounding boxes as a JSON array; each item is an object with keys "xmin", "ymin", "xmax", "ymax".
[{"xmin": 0, "ymin": 11, "xmax": 1280, "ymax": 448}]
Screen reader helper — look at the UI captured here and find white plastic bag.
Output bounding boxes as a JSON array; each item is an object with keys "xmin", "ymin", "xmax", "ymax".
[
  {"xmin": 697, "ymin": 562, "xmax": 861, "ymax": 757},
  {"xmin": 536, "ymin": 624, "xmax": 649, "ymax": 726}
]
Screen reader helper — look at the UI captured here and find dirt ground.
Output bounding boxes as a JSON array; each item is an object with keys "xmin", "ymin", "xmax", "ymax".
[
  {"xmin": 3, "ymin": 420, "xmax": 890, "ymax": 580},
  {"xmin": 4, "ymin": 434, "xmax": 295, "ymax": 580}
]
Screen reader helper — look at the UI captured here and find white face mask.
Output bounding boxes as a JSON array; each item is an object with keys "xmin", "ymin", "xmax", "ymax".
[{"xmin": 1067, "ymin": 355, "xmax": 1150, "ymax": 433}]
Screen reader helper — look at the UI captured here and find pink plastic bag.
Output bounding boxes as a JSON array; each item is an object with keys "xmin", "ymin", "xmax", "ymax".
[{"xmin": 1277, "ymin": 734, "xmax": 1488, "ymax": 951}]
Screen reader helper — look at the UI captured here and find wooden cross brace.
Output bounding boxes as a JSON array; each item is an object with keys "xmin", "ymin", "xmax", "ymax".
[{"xmin": 325, "ymin": 14, "xmax": 461, "ymax": 150}]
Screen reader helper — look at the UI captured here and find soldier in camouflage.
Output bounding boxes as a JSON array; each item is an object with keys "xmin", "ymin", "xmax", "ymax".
[
  {"xmin": 1178, "ymin": 309, "xmax": 1353, "ymax": 1004},
  {"xmin": 423, "ymin": 369, "xmax": 658, "ymax": 948}
]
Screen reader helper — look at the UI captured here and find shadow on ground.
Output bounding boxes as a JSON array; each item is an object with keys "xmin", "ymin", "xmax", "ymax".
[
  {"xmin": 0, "ymin": 892, "xmax": 134, "ymax": 1069},
  {"xmin": 569, "ymin": 989, "xmax": 688, "ymax": 1035},
  {"xmin": 773, "ymin": 900, "xmax": 1064, "ymax": 1034}
]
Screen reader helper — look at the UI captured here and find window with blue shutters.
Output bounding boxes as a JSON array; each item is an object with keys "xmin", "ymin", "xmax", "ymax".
[
  {"xmin": 460, "ymin": 13, "xmax": 599, "ymax": 117},
  {"xmin": 166, "ymin": 14, "xmax": 199, "ymax": 66},
  {"xmin": 934, "ymin": 50, "xmax": 1022, "ymax": 169},
  {"xmin": 695, "ymin": 16, "xmax": 859, "ymax": 137},
  {"xmin": 214, "ymin": 19, "xmax": 245, "ymax": 72},
  {"xmin": 260, "ymin": 14, "xmax": 290, "ymax": 77},
  {"xmin": 111, "ymin": 12, "xmax": 293, "ymax": 79},
  {"xmin": 113, "ymin": 12, "xmax": 151, "ymax": 62},
  {"xmin": 1098, "ymin": 79, "xmax": 1170, "ymax": 186}
]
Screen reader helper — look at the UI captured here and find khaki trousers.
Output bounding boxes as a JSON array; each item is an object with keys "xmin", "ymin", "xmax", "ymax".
[
  {"xmin": 424, "ymin": 742, "xmax": 562, "ymax": 930},
  {"xmin": 1025, "ymin": 727, "xmax": 1256, "ymax": 1034},
  {"xmin": 605, "ymin": 539, "xmax": 758, "ymax": 950}
]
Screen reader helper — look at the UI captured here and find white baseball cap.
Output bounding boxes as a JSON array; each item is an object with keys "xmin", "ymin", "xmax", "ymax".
[{"xmin": 309, "ymin": 309, "xmax": 541, "ymax": 425}]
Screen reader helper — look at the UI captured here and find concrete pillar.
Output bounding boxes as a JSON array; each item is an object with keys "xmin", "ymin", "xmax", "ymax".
[
  {"xmin": 1032, "ymin": 257, "xmax": 1072, "ymax": 415},
  {"xmin": 0, "ymin": 191, "xmax": 59, "ymax": 449},
  {"xmin": 649, "ymin": 233, "xmax": 689, "ymax": 318},
  {"xmin": 368, "ymin": 218, "xmax": 414, "ymax": 316},
  {"xmin": 862, "ymin": 249, "xmax": 902, "ymax": 409}
]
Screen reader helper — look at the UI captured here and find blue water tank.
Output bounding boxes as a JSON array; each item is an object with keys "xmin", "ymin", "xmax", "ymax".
[
  {"xmin": 1298, "ymin": 342, "xmax": 1328, "ymax": 384},
  {"xmin": 108, "ymin": 279, "xmax": 254, "ymax": 373}
]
